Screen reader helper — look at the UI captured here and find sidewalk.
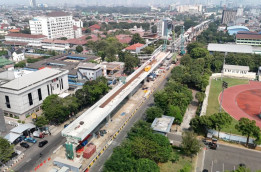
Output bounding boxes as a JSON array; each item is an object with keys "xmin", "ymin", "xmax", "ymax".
[{"xmin": 180, "ymin": 90, "xmax": 199, "ymax": 132}]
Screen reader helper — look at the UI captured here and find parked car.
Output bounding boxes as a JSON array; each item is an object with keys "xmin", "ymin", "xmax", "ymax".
[
  {"xmin": 209, "ymin": 142, "xmax": 217, "ymax": 150},
  {"xmin": 20, "ymin": 142, "xmax": 30, "ymax": 148},
  {"xmin": 64, "ymin": 124, "xmax": 69, "ymax": 128},
  {"xmin": 38, "ymin": 140, "xmax": 48, "ymax": 147},
  {"xmin": 24, "ymin": 137, "xmax": 37, "ymax": 143},
  {"xmin": 257, "ymin": 114, "xmax": 261, "ymax": 119}
]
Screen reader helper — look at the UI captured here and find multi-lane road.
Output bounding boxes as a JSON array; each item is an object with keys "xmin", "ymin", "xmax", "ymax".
[
  {"xmin": 12, "ymin": 133, "xmax": 66, "ymax": 172},
  {"xmin": 89, "ymin": 63, "xmax": 174, "ymax": 172},
  {"xmin": 203, "ymin": 144, "xmax": 261, "ymax": 172}
]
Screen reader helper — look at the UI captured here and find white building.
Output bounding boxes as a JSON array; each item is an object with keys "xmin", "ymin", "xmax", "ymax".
[
  {"xmin": 73, "ymin": 26, "xmax": 82, "ymax": 39},
  {"xmin": 7, "ymin": 48, "xmax": 25, "ymax": 62},
  {"xmin": 29, "ymin": 11, "xmax": 74, "ymax": 39},
  {"xmin": 5, "ymin": 33, "xmax": 47, "ymax": 47},
  {"xmin": 41, "ymin": 39, "xmax": 70, "ymax": 51},
  {"xmin": 29, "ymin": 0, "xmax": 37, "ymax": 8},
  {"xmin": 176, "ymin": 5, "xmax": 203, "ymax": 14},
  {"xmin": 73, "ymin": 19, "xmax": 83, "ymax": 28},
  {"xmin": 77, "ymin": 63, "xmax": 103, "ymax": 81},
  {"xmin": 151, "ymin": 115, "xmax": 174, "ymax": 135},
  {"xmin": 223, "ymin": 64, "xmax": 256, "ymax": 79},
  {"xmin": 157, "ymin": 18, "xmax": 172, "ymax": 37},
  {"xmin": 0, "ymin": 68, "xmax": 69, "ymax": 119}
]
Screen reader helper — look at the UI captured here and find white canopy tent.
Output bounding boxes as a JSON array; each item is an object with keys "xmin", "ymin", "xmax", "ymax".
[
  {"xmin": 10, "ymin": 123, "xmax": 36, "ymax": 134},
  {"xmin": 4, "ymin": 133, "xmax": 21, "ymax": 143}
]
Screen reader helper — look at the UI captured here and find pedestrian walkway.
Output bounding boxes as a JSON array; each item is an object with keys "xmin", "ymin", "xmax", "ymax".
[{"xmin": 180, "ymin": 90, "xmax": 199, "ymax": 131}]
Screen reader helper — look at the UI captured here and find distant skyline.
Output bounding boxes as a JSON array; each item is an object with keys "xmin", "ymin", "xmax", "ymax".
[{"xmin": 1, "ymin": 0, "xmax": 261, "ymax": 6}]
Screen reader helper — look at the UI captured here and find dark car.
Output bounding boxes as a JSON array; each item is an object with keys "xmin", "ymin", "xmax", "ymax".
[
  {"xmin": 20, "ymin": 142, "xmax": 30, "ymax": 148},
  {"xmin": 257, "ymin": 114, "xmax": 261, "ymax": 119},
  {"xmin": 209, "ymin": 142, "xmax": 217, "ymax": 150},
  {"xmin": 38, "ymin": 140, "xmax": 48, "ymax": 147}
]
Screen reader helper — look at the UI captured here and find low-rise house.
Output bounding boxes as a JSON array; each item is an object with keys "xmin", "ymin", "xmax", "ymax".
[
  {"xmin": 223, "ymin": 64, "xmax": 256, "ymax": 79},
  {"xmin": 151, "ymin": 115, "xmax": 174, "ymax": 136},
  {"xmin": 124, "ymin": 43, "xmax": 146, "ymax": 54},
  {"xmin": 7, "ymin": 48, "xmax": 25, "ymax": 62},
  {"xmin": 77, "ymin": 62, "xmax": 103, "ymax": 81}
]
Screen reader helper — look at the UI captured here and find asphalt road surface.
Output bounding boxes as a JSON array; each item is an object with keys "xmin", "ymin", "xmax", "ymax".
[
  {"xmin": 12, "ymin": 133, "xmax": 66, "ymax": 172},
  {"xmin": 90, "ymin": 69, "xmax": 171, "ymax": 172},
  {"xmin": 203, "ymin": 144, "xmax": 261, "ymax": 172}
]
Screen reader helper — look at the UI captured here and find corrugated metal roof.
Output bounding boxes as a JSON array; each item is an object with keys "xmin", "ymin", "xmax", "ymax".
[{"xmin": 207, "ymin": 43, "xmax": 253, "ymax": 54}]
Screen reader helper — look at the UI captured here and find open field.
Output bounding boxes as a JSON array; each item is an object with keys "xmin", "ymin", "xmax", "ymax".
[{"xmin": 206, "ymin": 77, "xmax": 249, "ymax": 135}]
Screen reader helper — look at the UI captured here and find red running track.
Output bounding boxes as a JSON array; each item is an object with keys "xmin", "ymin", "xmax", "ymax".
[{"xmin": 219, "ymin": 81, "xmax": 261, "ymax": 129}]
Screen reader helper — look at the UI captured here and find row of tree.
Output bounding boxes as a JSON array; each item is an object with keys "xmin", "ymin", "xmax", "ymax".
[
  {"xmin": 190, "ymin": 113, "xmax": 261, "ymax": 146},
  {"xmin": 103, "ymin": 121, "xmax": 171, "ymax": 172},
  {"xmin": 196, "ymin": 20, "xmax": 234, "ymax": 44},
  {"xmin": 100, "ymin": 22, "xmax": 150, "ymax": 31},
  {"xmin": 38, "ymin": 77, "xmax": 110, "ymax": 126},
  {"xmin": 103, "ymin": 120, "xmax": 203, "ymax": 172}
]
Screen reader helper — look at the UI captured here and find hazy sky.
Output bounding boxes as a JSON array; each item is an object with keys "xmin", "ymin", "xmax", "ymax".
[{"xmin": 1, "ymin": 0, "xmax": 260, "ymax": 6}]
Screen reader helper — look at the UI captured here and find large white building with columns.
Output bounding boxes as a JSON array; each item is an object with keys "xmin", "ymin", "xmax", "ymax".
[{"xmin": 0, "ymin": 68, "xmax": 69, "ymax": 119}]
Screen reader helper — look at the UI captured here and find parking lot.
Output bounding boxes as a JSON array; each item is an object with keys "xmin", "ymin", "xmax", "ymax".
[{"xmin": 203, "ymin": 144, "xmax": 261, "ymax": 171}]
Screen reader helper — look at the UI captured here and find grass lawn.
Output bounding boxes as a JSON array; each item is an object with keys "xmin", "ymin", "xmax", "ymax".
[
  {"xmin": 206, "ymin": 77, "xmax": 249, "ymax": 135},
  {"xmin": 159, "ymin": 148, "xmax": 195, "ymax": 172}
]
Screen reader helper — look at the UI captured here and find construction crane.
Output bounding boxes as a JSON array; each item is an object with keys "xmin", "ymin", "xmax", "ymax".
[{"xmin": 180, "ymin": 26, "xmax": 185, "ymax": 55}]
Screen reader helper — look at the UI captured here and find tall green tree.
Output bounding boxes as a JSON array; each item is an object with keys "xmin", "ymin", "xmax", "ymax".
[
  {"xmin": 76, "ymin": 45, "xmax": 83, "ymax": 53},
  {"xmin": 151, "ymin": 25, "xmax": 157, "ymax": 33},
  {"xmin": 209, "ymin": 113, "xmax": 232, "ymax": 138},
  {"xmin": 190, "ymin": 115, "xmax": 212, "ymax": 134},
  {"xmin": 0, "ymin": 137, "xmax": 14, "ymax": 163},
  {"xmin": 181, "ymin": 131, "xmax": 201, "ymax": 157},
  {"xmin": 190, "ymin": 47, "xmax": 209, "ymax": 59},
  {"xmin": 130, "ymin": 33, "xmax": 145, "ymax": 44},
  {"xmin": 35, "ymin": 116, "xmax": 49, "ymax": 127},
  {"xmin": 166, "ymin": 105, "xmax": 183, "ymax": 124},
  {"xmin": 145, "ymin": 106, "xmax": 163, "ymax": 123},
  {"xmin": 136, "ymin": 158, "xmax": 159, "ymax": 172},
  {"xmin": 235, "ymin": 118, "xmax": 261, "ymax": 146},
  {"xmin": 42, "ymin": 95, "xmax": 69, "ymax": 124},
  {"xmin": 124, "ymin": 53, "xmax": 140, "ymax": 74},
  {"xmin": 103, "ymin": 143, "xmax": 137, "ymax": 172}
]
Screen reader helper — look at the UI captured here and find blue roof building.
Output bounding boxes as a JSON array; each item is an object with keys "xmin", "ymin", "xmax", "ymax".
[{"xmin": 227, "ymin": 26, "xmax": 249, "ymax": 35}]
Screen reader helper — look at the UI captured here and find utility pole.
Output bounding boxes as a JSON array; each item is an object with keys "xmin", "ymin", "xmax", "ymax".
[{"xmin": 219, "ymin": 81, "xmax": 228, "ymax": 112}]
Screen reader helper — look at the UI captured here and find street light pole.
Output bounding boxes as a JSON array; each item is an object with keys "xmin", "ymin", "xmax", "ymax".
[{"xmin": 219, "ymin": 81, "xmax": 228, "ymax": 113}]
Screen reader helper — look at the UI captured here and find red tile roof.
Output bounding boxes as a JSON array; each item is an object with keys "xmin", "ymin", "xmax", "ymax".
[
  {"xmin": 89, "ymin": 24, "xmax": 101, "ymax": 30},
  {"xmin": 4, "ymin": 41, "xmax": 28, "ymax": 46},
  {"xmin": 236, "ymin": 33, "xmax": 261, "ymax": 40},
  {"xmin": 8, "ymin": 29, "xmax": 20, "ymax": 33},
  {"xmin": 116, "ymin": 34, "xmax": 132, "ymax": 44},
  {"xmin": 67, "ymin": 38, "xmax": 87, "ymax": 45},
  {"xmin": 42, "ymin": 39, "xmax": 69, "ymax": 44},
  {"xmin": 6, "ymin": 33, "xmax": 47, "ymax": 39},
  {"xmin": 125, "ymin": 43, "xmax": 144, "ymax": 51}
]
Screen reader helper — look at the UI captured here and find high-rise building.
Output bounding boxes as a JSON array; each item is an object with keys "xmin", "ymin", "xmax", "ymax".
[
  {"xmin": 29, "ymin": 11, "xmax": 74, "ymax": 39},
  {"xmin": 221, "ymin": 10, "xmax": 237, "ymax": 25},
  {"xmin": 29, "ymin": 0, "xmax": 37, "ymax": 8},
  {"xmin": 157, "ymin": 18, "xmax": 172, "ymax": 37},
  {"xmin": 236, "ymin": 7, "xmax": 244, "ymax": 16}
]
